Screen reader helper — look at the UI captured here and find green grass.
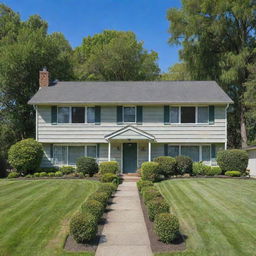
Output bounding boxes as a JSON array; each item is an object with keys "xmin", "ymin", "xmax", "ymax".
[
  {"xmin": 0, "ymin": 179, "xmax": 100, "ymax": 256},
  {"xmin": 156, "ymin": 178, "xmax": 256, "ymax": 256}
]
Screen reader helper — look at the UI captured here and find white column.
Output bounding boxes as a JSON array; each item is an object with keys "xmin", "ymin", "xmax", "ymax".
[
  {"xmin": 148, "ymin": 141, "xmax": 151, "ymax": 162},
  {"xmin": 108, "ymin": 142, "xmax": 111, "ymax": 161}
]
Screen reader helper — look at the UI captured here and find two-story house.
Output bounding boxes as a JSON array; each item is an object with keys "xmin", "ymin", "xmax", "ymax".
[{"xmin": 28, "ymin": 69, "xmax": 233, "ymax": 173}]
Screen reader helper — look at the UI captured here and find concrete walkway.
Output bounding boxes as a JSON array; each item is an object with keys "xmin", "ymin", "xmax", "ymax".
[{"xmin": 96, "ymin": 182, "xmax": 152, "ymax": 256}]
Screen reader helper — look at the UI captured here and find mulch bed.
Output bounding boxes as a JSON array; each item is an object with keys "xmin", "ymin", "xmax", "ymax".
[
  {"xmin": 64, "ymin": 197, "xmax": 113, "ymax": 252},
  {"xmin": 139, "ymin": 194, "xmax": 186, "ymax": 254}
]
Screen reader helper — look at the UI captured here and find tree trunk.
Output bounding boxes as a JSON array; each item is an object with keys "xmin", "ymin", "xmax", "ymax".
[{"xmin": 240, "ymin": 105, "xmax": 247, "ymax": 148}]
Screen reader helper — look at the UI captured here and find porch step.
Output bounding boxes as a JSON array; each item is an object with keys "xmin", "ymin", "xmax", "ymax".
[{"xmin": 121, "ymin": 174, "xmax": 140, "ymax": 182}]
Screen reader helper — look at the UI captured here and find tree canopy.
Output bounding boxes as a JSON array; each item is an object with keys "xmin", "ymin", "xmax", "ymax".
[
  {"xmin": 161, "ymin": 63, "xmax": 191, "ymax": 81},
  {"xmin": 167, "ymin": 0, "xmax": 256, "ymax": 147}
]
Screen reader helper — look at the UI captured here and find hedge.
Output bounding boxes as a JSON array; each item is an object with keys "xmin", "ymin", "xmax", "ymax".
[
  {"xmin": 100, "ymin": 173, "xmax": 120, "ymax": 184},
  {"xmin": 225, "ymin": 171, "xmax": 241, "ymax": 177},
  {"xmin": 136, "ymin": 180, "xmax": 153, "ymax": 192},
  {"xmin": 141, "ymin": 162, "xmax": 159, "ymax": 182},
  {"xmin": 99, "ymin": 161, "xmax": 119, "ymax": 174},
  {"xmin": 88, "ymin": 191, "xmax": 109, "ymax": 207},
  {"xmin": 59, "ymin": 166, "xmax": 75, "ymax": 174},
  {"xmin": 7, "ymin": 171, "xmax": 19, "ymax": 179},
  {"xmin": 154, "ymin": 156, "xmax": 176, "ymax": 177},
  {"xmin": 147, "ymin": 198, "xmax": 170, "ymax": 221},
  {"xmin": 142, "ymin": 188, "xmax": 163, "ymax": 204},
  {"xmin": 81, "ymin": 200, "xmax": 104, "ymax": 222}
]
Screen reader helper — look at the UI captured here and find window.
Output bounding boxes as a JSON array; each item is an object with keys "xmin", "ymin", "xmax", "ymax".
[
  {"xmin": 53, "ymin": 146, "xmax": 67, "ymax": 165},
  {"xmin": 181, "ymin": 146, "xmax": 199, "ymax": 162},
  {"xmin": 87, "ymin": 145, "xmax": 97, "ymax": 158},
  {"xmin": 72, "ymin": 107, "xmax": 85, "ymax": 123},
  {"xmin": 198, "ymin": 107, "xmax": 209, "ymax": 123},
  {"xmin": 170, "ymin": 107, "xmax": 179, "ymax": 123},
  {"xmin": 68, "ymin": 146, "xmax": 84, "ymax": 165},
  {"xmin": 87, "ymin": 107, "xmax": 95, "ymax": 123},
  {"xmin": 168, "ymin": 145, "xmax": 179, "ymax": 157},
  {"xmin": 181, "ymin": 107, "xmax": 195, "ymax": 123},
  {"xmin": 124, "ymin": 107, "xmax": 136, "ymax": 122},
  {"xmin": 58, "ymin": 107, "xmax": 70, "ymax": 123},
  {"xmin": 202, "ymin": 145, "xmax": 210, "ymax": 162}
]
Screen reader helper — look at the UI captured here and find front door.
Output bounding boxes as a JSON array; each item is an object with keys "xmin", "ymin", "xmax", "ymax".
[{"xmin": 123, "ymin": 143, "xmax": 137, "ymax": 173}]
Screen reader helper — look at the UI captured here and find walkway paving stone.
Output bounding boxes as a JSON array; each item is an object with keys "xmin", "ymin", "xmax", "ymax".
[{"xmin": 96, "ymin": 182, "xmax": 152, "ymax": 256}]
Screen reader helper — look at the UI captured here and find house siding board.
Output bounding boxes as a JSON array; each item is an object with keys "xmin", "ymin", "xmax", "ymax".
[{"xmin": 37, "ymin": 105, "xmax": 226, "ymax": 144}]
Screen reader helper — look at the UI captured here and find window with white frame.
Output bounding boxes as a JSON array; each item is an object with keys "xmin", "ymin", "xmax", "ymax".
[
  {"xmin": 197, "ymin": 107, "xmax": 209, "ymax": 123},
  {"xmin": 58, "ymin": 107, "xmax": 70, "ymax": 123},
  {"xmin": 87, "ymin": 145, "xmax": 97, "ymax": 158},
  {"xmin": 168, "ymin": 145, "xmax": 179, "ymax": 157},
  {"xmin": 202, "ymin": 145, "xmax": 211, "ymax": 161},
  {"xmin": 123, "ymin": 107, "xmax": 136, "ymax": 122},
  {"xmin": 72, "ymin": 107, "xmax": 85, "ymax": 123},
  {"xmin": 181, "ymin": 146, "xmax": 200, "ymax": 162},
  {"xmin": 181, "ymin": 107, "xmax": 195, "ymax": 123},
  {"xmin": 170, "ymin": 107, "xmax": 179, "ymax": 123},
  {"xmin": 87, "ymin": 107, "xmax": 95, "ymax": 123},
  {"xmin": 68, "ymin": 146, "xmax": 84, "ymax": 165},
  {"xmin": 53, "ymin": 146, "xmax": 68, "ymax": 165}
]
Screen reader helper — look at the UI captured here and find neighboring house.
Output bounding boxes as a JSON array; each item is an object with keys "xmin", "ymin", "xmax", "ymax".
[
  {"xmin": 28, "ymin": 69, "xmax": 233, "ymax": 173},
  {"xmin": 244, "ymin": 146, "xmax": 256, "ymax": 177}
]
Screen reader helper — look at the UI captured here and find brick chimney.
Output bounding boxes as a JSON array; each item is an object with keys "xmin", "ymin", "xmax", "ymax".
[{"xmin": 39, "ymin": 67, "xmax": 49, "ymax": 88}]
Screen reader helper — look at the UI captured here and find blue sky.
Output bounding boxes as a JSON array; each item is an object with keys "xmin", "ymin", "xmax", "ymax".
[{"xmin": 3, "ymin": 0, "xmax": 182, "ymax": 72}]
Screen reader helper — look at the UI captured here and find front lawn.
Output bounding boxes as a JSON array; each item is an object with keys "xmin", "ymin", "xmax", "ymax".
[
  {"xmin": 156, "ymin": 178, "xmax": 256, "ymax": 256},
  {"xmin": 0, "ymin": 179, "xmax": 99, "ymax": 256}
]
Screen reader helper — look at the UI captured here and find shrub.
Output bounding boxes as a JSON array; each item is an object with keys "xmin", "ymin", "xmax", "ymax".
[
  {"xmin": 217, "ymin": 149, "xmax": 248, "ymax": 173},
  {"xmin": 38, "ymin": 167, "xmax": 58, "ymax": 173},
  {"xmin": 60, "ymin": 166, "xmax": 75, "ymax": 175},
  {"xmin": 142, "ymin": 188, "xmax": 163, "ymax": 204},
  {"xmin": 39, "ymin": 172, "xmax": 47, "ymax": 177},
  {"xmin": 55, "ymin": 171, "xmax": 63, "ymax": 177},
  {"xmin": 47, "ymin": 172, "xmax": 55, "ymax": 177},
  {"xmin": 192, "ymin": 162, "xmax": 206, "ymax": 176},
  {"xmin": 25, "ymin": 174, "xmax": 33, "ymax": 178},
  {"xmin": 70, "ymin": 212, "xmax": 97, "ymax": 243},
  {"xmin": 154, "ymin": 156, "xmax": 176, "ymax": 177},
  {"xmin": 147, "ymin": 199, "xmax": 170, "ymax": 221},
  {"xmin": 33, "ymin": 172, "xmax": 40, "ymax": 177},
  {"xmin": 100, "ymin": 173, "xmax": 119, "ymax": 183},
  {"xmin": 81, "ymin": 200, "xmax": 104, "ymax": 221},
  {"xmin": 141, "ymin": 185, "xmax": 158, "ymax": 195},
  {"xmin": 7, "ymin": 171, "xmax": 19, "ymax": 179},
  {"xmin": 225, "ymin": 171, "xmax": 241, "ymax": 177},
  {"xmin": 88, "ymin": 192, "xmax": 109, "ymax": 207},
  {"xmin": 76, "ymin": 157, "xmax": 98, "ymax": 177},
  {"xmin": 136, "ymin": 180, "xmax": 153, "ymax": 192},
  {"xmin": 154, "ymin": 213, "xmax": 179, "ymax": 243},
  {"xmin": 141, "ymin": 162, "xmax": 159, "ymax": 182},
  {"xmin": 99, "ymin": 161, "xmax": 119, "ymax": 174},
  {"xmin": 206, "ymin": 166, "xmax": 222, "ymax": 176},
  {"xmin": 8, "ymin": 138, "xmax": 43, "ymax": 174},
  {"xmin": 175, "ymin": 156, "xmax": 193, "ymax": 175},
  {"xmin": 97, "ymin": 183, "xmax": 117, "ymax": 197}
]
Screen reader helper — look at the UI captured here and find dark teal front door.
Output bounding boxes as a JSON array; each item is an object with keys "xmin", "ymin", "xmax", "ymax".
[{"xmin": 123, "ymin": 143, "xmax": 137, "ymax": 173}]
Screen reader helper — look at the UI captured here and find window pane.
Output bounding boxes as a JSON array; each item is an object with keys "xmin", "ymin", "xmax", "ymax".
[
  {"xmin": 58, "ymin": 107, "xmax": 69, "ymax": 123},
  {"xmin": 181, "ymin": 146, "xmax": 199, "ymax": 162},
  {"xmin": 170, "ymin": 107, "xmax": 179, "ymax": 123},
  {"xmin": 198, "ymin": 107, "xmax": 209, "ymax": 123},
  {"xmin": 87, "ymin": 146, "xmax": 97, "ymax": 158},
  {"xmin": 202, "ymin": 146, "xmax": 210, "ymax": 161},
  {"xmin": 168, "ymin": 146, "xmax": 179, "ymax": 157},
  {"xmin": 53, "ymin": 146, "xmax": 67, "ymax": 165},
  {"xmin": 72, "ymin": 107, "xmax": 85, "ymax": 123},
  {"xmin": 124, "ymin": 107, "xmax": 136, "ymax": 122},
  {"xmin": 87, "ymin": 107, "xmax": 95, "ymax": 123},
  {"xmin": 68, "ymin": 146, "xmax": 84, "ymax": 165},
  {"xmin": 181, "ymin": 107, "xmax": 195, "ymax": 123}
]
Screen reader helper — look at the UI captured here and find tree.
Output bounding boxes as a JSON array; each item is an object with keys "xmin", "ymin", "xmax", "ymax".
[
  {"xmin": 167, "ymin": 0, "xmax": 256, "ymax": 147},
  {"xmin": 161, "ymin": 62, "xmax": 191, "ymax": 80},
  {"xmin": 73, "ymin": 30, "xmax": 160, "ymax": 81}
]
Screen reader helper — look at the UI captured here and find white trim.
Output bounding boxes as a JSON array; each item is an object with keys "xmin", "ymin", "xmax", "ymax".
[
  {"xmin": 137, "ymin": 143, "xmax": 139, "ymax": 169},
  {"xmin": 35, "ymin": 106, "xmax": 38, "ymax": 141},
  {"xmin": 148, "ymin": 141, "xmax": 151, "ymax": 162},
  {"xmin": 108, "ymin": 142, "xmax": 111, "ymax": 161},
  {"xmin": 121, "ymin": 143, "xmax": 123, "ymax": 173},
  {"xmin": 225, "ymin": 104, "xmax": 229, "ymax": 149}
]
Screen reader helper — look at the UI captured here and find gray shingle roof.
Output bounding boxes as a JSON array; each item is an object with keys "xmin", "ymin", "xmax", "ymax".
[{"xmin": 28, "ymin": 81, "xmax": 233, "ymax": 105}]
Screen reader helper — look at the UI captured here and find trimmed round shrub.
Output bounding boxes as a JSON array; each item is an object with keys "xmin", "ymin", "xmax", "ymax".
[
  {"xmin": 205, "ymin": 166, "xmax": 222, "ymax": 176},
  {"xmin": 76, "ymin": 157, "xmax": 98, "ymax": 177},
  {"xmin": 47, "ymin": 172, "xmax": 55, "ymax": 177},
  {"xmin": 147, "ymin": 198, "xmax": 170, "ymax": 221},
  {"xmin": 60, "ymin": 166, "xmax": 75, "ymax": 175},
  {"xmin": 33, "ymin": 172, "xmax": 40, "ymax": 177},
  {"xmin": 97, "ymin": 183, "xmax": 117, "ymax": 197},
  {"xmin": 70, "ymin": 212, "xmax": 97, "ymax": 243},
  {"xmin": 7, "ymin": 171, "xmax": 19, "ymax": 179},
  {"xmin": 8, "ymin": 139, "xmax": 43, "ymax": 174},
  {"xmin": 141, "ymin": 162, "xmax": 159, "ymax": 182},
  {"xmin": 192, "ymin": 162, "xmax": 206, "ymax": 176},
  {"xmin": 154, "ymin": 156, "xmax": 176, "ymax": 177},
  {"xmin": 175, "ymin": 156, "xmax": 193, "ymax": 175},
  {"xmin": 217, "ymin": 149, "xmax": 248, "ymax": 173},
  {"xmin": 142, "ymin": 188, "xmax": 163, "ymax": 204},
  {"xmin": 100, "ymin": 173, "xmax": 120, "ymax": 184},
  {"xmin": 154, "ymin": 213, "xmax": 179, "ymax": 243},
  {"xmin": 225, "ymin": 171, "xmax": 241, "ymax": 177},
  {"xmin": 81, "ymin": 200, "xmax": 104, "ymax": 221},
  {"xmin": 55, "ymin": 171, "xmax": 63, "ymax": 177},
  {"xmin": 88, "ymin": 192, "xmax": 109, "ymax": 207},
  {"xmin": 39, "ymin": 172, "xmax": 47, "ymax": 177},
  {"xmin": 99, "ymin": 161, "xmax": 119, "ymax": 174},
  {"xmin": 137, "ymin": 180, "xmax": 153, "ymax": 192},
  {"xmin": 25, "ymin": 174, "xmax": 33, "ymax": 178}
]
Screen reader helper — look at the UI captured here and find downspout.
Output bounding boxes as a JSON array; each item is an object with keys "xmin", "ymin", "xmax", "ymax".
[
  {"xmin": 225, "ymin": 104, "xmax": 229, "ymax": 150},
  {"xmin": 33, "ymin": 105, "xmax": 38, "ymax": 141}
]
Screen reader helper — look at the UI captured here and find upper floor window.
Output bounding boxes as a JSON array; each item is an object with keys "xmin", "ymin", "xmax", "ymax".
[
  {"xmin": 72, "ymin": 107, "xmax": 85, "ymax": 123},
  {"xmin": 87, "ymin": 107, "xmax": 95, "ymax": 123},
  {"xmin": 197, "ymin": 106, "xmax": 209, "ymax": 123},
  {"xmin": 181, "ymin": 107, "xmax": 195, "ymax": 123},
  {"xmin": 170, "ymin": 107, "xmax": 179, "ymax": 123},
  {"xmin": 123, "ymin": 107, "xmax": 136, "ymax": 123},
  {"xmin": 58, "ymin": 107, "xmax": 70, "ymax": 123}
]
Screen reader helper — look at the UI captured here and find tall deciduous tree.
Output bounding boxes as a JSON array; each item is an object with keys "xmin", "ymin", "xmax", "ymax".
[
  {"xmin": 167, "ymin": 0, "xmax": 256, "ymax": 148},
  {"xmin": 161, "ymin": 63, "xmax": 191, "ymax": 80},
  {"xmin": 73, "ymin": 30, "xmax": 160, "ymax": 81}
]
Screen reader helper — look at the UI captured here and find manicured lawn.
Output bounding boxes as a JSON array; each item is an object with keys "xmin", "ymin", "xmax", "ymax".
[
  {"xmin": 0, "ymin": 179, "xmax": 100, "ymax": 256},
  {"xmin": 156, "ymin": 178, "xmax": 256, "ymax": 256}
]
